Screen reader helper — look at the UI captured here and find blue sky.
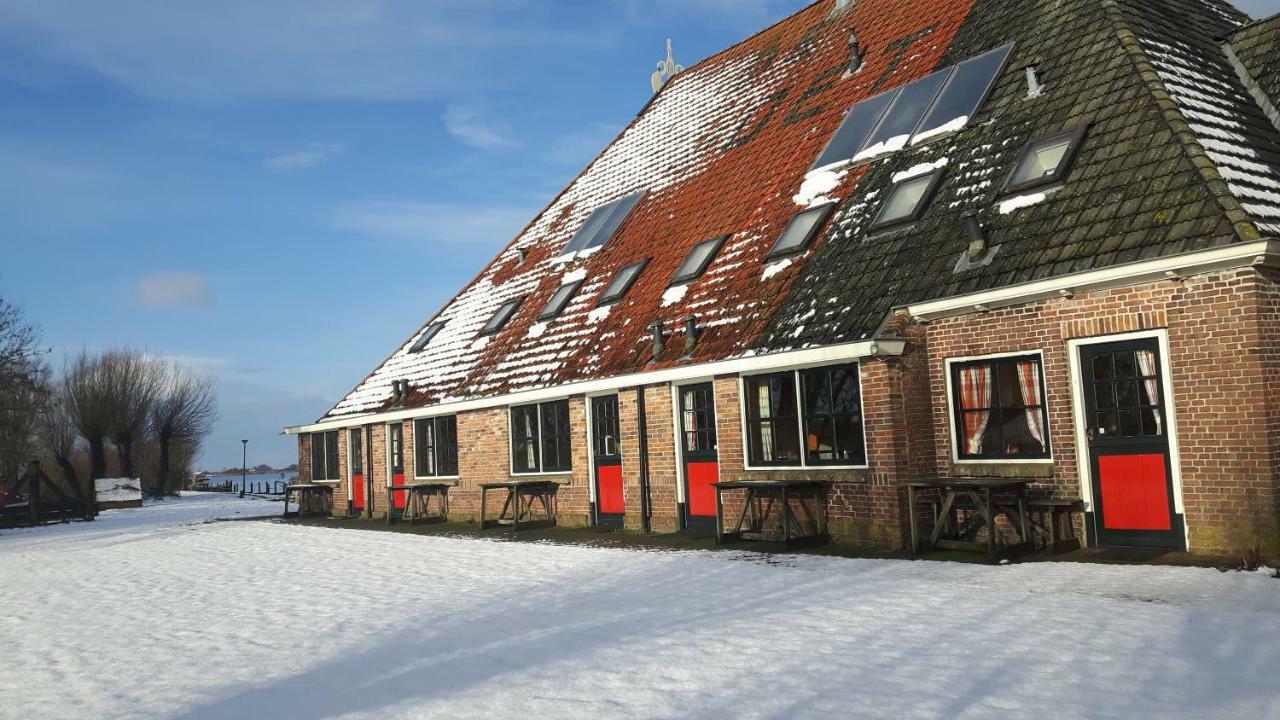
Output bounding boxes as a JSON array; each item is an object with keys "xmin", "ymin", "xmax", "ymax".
[{"xmin": 1, "ymin": 0, "xmax": 1273, "ymax": 470}]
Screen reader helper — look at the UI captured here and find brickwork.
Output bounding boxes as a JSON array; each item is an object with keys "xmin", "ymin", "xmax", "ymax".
[{"xmin": 297, "ymin": 434, "xmax": 311, "ymax": 484}]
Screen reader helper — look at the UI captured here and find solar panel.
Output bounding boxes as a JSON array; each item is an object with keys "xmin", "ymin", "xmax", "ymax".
[
  {"xmin": 480, "ymin": 298, "xmax": 523, "ymax": 335},
  {"xmin": 914, "ymin": 44, "xmax": 1014, "ymax": 145},
  {"xmin": 409, "ymin": 321, "xmax": 446, "ymax": 353},
  {"xmin": 598, "ymin": 259, "xmax": 649, "ymax": 305},
  {"xmin": 810, "ymin": 91, "xmax": 898, "ymax": 170},
  {"xmin": 561, "ymin": 191, "xmax": 645, "ymax": 256},
  {"xmin": 767, "ymin": 204, "xmax": 836, "ymax": 259},
  {"xmin": 538, "ymin": 280, "xmax": 583, "ymax": 320},
  {"xmin": 670, "ymin": 236, "xmax": 727, "ymax": 285},
  {"xmin": 854, "ymin": 68, "xmax": 953, "ymax": 162}
]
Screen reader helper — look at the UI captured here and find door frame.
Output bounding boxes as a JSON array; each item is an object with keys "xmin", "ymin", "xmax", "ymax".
[
  {"xmin": 673, "ymin": 380, "xmax": 720, "ymax": 531},
  {"xmin": 1067, "ymin": 329, "xmax": 1188, "ymax": 549},
  {"xmin": 347, "ymin": 427, "xmax": 364, "ymax": 515},
  {"xmin": 587, "ymin": 392, "xmax": 624, "ymax": 528}
]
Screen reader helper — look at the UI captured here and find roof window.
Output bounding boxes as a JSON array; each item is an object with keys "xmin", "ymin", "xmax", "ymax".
[
  {"xmin": 479, "ymin": 297, "xmax": 523, "ymax": 336},
  {"xmin": 871, "ymin": 170, "xmax": 945, "ymax": 230},
  {"xmin": 408, "ymin": 321, "xmax": 446, "ymax": 353},
  {"xmin": 1004, "ymin": 126, "xmax": 1088, "ymax": 195},
  {"xmin": 767, "ymin": 204, "xmax": 836, "ymax": 259},
  {"xmin": 598, "ymin": 259, "xmax": 649, "ymax": 305},
  {"xmin": 560, "ymin": 191, "xmax": 645, "ymax": 258},
  {"xmin": 670, "ymin": 236, "xmax": 726, "ymax": 285},
  {"xmin": 538, "ymin": 280, "xmax": 583, "ymax": 321}
]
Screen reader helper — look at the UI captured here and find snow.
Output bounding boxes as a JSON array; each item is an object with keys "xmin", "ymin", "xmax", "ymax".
[
  {"xmin": 661, "ymin": 283, "xmax": 689, "ymax": 307},
  {"xmin": 792, "ymin": 166, "xmax": 847, "ymax": 207},
  {"xmin": 94, "ymin": 477, "xmax": 142, "ymax": 503},
  {"xmin": 999, "ymin": 190, "xmax": 1052, "ymax": 215},
  {"xmin": 892, "ymin": 157, "xmax": 948, "ymax": 183},
  {"xmin": 761, "ymin": 257, "xmax": 794, "ymax": 281},
  {"xmin": 3, "ymin": 497, "xmax": 1280, "ymax": 719},
  {"xmin": 911, "ymin": 116, "xmax": 968, "ymax": 145}
]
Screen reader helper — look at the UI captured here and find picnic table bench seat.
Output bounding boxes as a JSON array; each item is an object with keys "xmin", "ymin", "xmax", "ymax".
[
  {"xmin": 478, "ymin": 479, "xmax": 561, "ymax": 531},
  {"xmin": 1026, "ymin": 497, "xmax": 1085, "ymax": 553},
  {"xmin": 282, "ymin": 483, "xmax": 332, "ymax": 519},
  {"xmin": 386, "ymin": 482, "xmax": 452, "ymax": 526},
  {"xmin": 712, "ymin": 478, "xmax": 829, "ymax": 549}
]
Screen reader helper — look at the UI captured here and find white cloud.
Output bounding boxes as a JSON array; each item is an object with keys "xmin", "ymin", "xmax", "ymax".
[
  {"xmin": 263, "ymin": 142, "xmax": 342, "ymax": 171},
  {"xmin": 136, "ymin": 271, "xmax": 215, "ymax": 308},
  {"xmin": 443, "ymin": 103, "xmax": 517, "ymax": 150},
  {"xmin": 334, "ymin": 199, "xmax": 534, "ymax": 250}
]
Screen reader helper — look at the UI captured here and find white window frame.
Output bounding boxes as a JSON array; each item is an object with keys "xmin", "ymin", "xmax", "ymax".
[
  {"xmin": 507, "ymin": 397, "xmax": 574, "ymax": 477},
  {"xmin": 311, "ymin": 430, "xmax": 341, "ymax": 483},
  {"xmin": 385, "ymin": 422, "xmax": 405, "ymax": 488},
  {"xmin": 944, "ymin": 349, "xmax": 1054, "ymax": 465},
  {"xmin": 738, "ymin": 361, "xmax": 870, "ymax": 471},
  {"xmin": 411, "ymin": 416, "xmax": 460, "ymax": 481}
]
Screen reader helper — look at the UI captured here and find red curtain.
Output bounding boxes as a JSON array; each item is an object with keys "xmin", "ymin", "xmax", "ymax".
[
  {"xmin": 1016, "ymin": 361, "xmax": 1045, "ymax": 448},
  {"xmin": 959, "ymin": 365, "xmax": 992, "ymax": 455}
]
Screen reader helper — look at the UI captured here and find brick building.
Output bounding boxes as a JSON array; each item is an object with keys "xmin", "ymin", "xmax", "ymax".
[{"xmin": 286, "ymin": 0, "xmax": 1280, "ymax": 554}]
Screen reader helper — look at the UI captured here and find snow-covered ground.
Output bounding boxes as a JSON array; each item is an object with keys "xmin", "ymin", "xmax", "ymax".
[{"xmin": 2, "ymin": 494, "xmax": 1279, "ymax": 719}]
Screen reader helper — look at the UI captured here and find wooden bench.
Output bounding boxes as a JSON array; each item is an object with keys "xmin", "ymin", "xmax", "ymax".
[
  {"xmin": 386, "ymin": 483, "xmax": 450, "ymax": 526},
  {"xmin": 1026, "ymin": 498, "xmax": 1084, "ymax": 553}
]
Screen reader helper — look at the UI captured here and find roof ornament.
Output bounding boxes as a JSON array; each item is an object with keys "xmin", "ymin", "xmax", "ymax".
[{"xmin": 651, "ymin": 39, "xmax": 684, "ymax": 93}]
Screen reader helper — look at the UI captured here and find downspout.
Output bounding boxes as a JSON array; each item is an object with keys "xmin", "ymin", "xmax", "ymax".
[
  {"xmin": 636, "ymin": 386, "xmax": 652, "ymax": 532},
  {"xmin": 365, "ymin": 424, "xmax": 375, "ymax": 519}
]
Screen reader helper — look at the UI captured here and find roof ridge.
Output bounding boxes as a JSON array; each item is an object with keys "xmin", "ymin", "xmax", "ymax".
[{"xmin": 1099, "ymin": 0, "xmax": 1262, "ymax": 242}]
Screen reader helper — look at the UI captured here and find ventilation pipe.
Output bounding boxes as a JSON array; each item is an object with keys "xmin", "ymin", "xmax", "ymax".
[
  {"xmin": 963, "ymin": 214, "xmax": 987, "ymax": 259},
  {"xmin": 649, "ymin": 321, "xmax": 665, "ymax": 360},
  {"xmin": 847, "ymin": 32, "xmax": 863, "ymax": 74},
  {"xmin": 1025, "ymin": 66, "xmax": 1044, "ymax": 99},
  {"xmin": 683, "ymin": 315, "xmax": 699, "ymax": 358}
]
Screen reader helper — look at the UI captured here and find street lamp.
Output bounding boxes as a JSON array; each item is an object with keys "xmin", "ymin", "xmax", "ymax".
[{"xmin": 239, "ymin": 439, "xmax": 248, "ymax": 498}]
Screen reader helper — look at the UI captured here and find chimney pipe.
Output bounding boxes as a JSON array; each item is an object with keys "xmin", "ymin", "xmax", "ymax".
[
  {"xmin": 649, "ymin": 321, "xmax": 665, "ymax": 360},
  {"xmin": 847, "ymin": 32, "xmax": 862, "ymax": 75},
  {"xmin": 683, "ymin": 315, "xmax": 699, "ymax": 357},
  {"xmin": 963, "ymin": 214, "xmax": 987, "ymax": 259}
]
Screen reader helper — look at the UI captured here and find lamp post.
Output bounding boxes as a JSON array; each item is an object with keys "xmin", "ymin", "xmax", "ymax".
[{"xmin": 239, "ymin": 439, "xmax": 248, "ymax": 498}]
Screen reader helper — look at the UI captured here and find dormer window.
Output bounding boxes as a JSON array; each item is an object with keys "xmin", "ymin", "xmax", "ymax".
[
  {"xmin": 1004, "ymin": 126, "xmax": 1088, "ymax": 195},
  {"xmin": 871, "ymin": 170, "xmax": 944, "ymax": 230},
  {"xmin": 598, "ymin": 259, "xmax": 648, "ymax": 305},
  {"xmin": 480, "ymin": 297, "xmax": 523, "ymax": 336},
  {"xmin": 538, "ymin": 280, "xmax": 583, "ymax": 321},
  {"xmin": 670, "ymin": 236, "xmax": 726, "ymax": 285},
  {"xmin": 767, "ymin": 204, "xmax": 836, "ymax": 259},
  {"xmin": 560, "ymin": 191, "xmax": 645, "ymax": 258},
  {"xmin": 409, "ymin": 321, "xmax": 446, "ymax": 353}
]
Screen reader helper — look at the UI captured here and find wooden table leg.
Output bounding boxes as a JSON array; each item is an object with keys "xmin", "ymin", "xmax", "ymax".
[
  {"xmin": 714, "ymin": 485, "xmax": 724, "ymax": 546},
  {"xmin": 985, "ymin": 488, "xmax": 996, "ymax": 561},
  {"xmin": 479, "ymin": 487, "xmax": 487, "ymax": 529}
]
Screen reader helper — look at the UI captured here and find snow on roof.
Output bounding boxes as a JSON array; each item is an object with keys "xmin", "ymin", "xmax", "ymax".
[{"xmin": 95, "ymin": 478, "xmax": 143, "ymax": 503}]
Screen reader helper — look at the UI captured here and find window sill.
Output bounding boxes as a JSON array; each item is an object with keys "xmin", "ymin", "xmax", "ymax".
[
  {"xmin": 739, "ymin": 467, "xmax": 870, "ymax": 483},
  {"xmin": 949, "ymin": 461, "xmax": 1055, "ymax": 479}
]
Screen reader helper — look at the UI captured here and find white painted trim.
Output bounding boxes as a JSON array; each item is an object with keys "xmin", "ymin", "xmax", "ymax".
[
  {"xmin": 385, "ymin": 422, "xmax": 404, "ymax": 488},
  {"xmin": 346, "ymin": 428, "xmax": 358, "ymax": 502},
  {"xmin": 584, "ymin": 394, "xmax": 597, "ymax": 506},
  {"xmin": 671, "ymin": 384, "xmax": 687, "ymax": 506},
  {"xmin": 284, "ymin": 338, "xmax": 906, "ymax": 434},
  {"xmin": 907, "ymin": 239, "xmax": 1280, "ymax": 321},
  {"xmin": 736, "ymin": 364, "xmax": 871, "ymax": 471},
  {"xmin": 1066, "ymin": 329, "xmax": 1188, "ymax": 547},
  {"xmin": 943, "ymin": 350, "xmax": 1053, "ymax": 464}
]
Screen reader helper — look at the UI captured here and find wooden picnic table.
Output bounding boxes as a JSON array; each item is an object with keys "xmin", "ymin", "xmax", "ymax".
[
  {"xmin": 282, "ymin": 483, "xmax": 333, "ymax": 519},
  {"xmin": 713, "ymin": 479, "xmax": 829, "ymax": 548},
  {"xmin": 906, "ymin": 477, "xmax": 1035, "ymax": 560},
  {"xmin": 478, "ymin": 480, "xmax": 559, "ymax": 531},
  {"xmin": 386, "ymin": 482, "xmax": 451, "ymax": 525}
]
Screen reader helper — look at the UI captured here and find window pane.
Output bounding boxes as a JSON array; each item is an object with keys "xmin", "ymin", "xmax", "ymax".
[
  {"xmin": 415, "ymin": 419, "xmax": 435, "ymax": 476},
  {"xmin": 914, "ymin": 45, "xmax": 1013, "ymax": 143},
  {"xmin": 409, "ymin": 321, "xmax": 445, "ymax": 353},
  {"xmin": 855, "ymin": 69, "xmax": 951, "ymax": 160},
  {"xmin": 512, "ymin": 406, "xmax": 540, "ymax": 473},
  {"xmin": 1010, "ymin": 137, "xmax": 1071, "ymax": 185},
  {"xmin": 806, "ymin": 418, "xmax": 836, "ymax": 462},
  {"xmin": 833, "ymin": 416, "xmax": 865, "ymax": 464},
  {"xmin": 767, "ymin": 204, "xmax": 834, "ymax": 258},
  {"xmin": 804, "ymin": 371, "xmax": 832, "ymax": 416},
  {"xmin": 600, "ymin": 261, "xmax": 646, "ymax": 304},
  {"xmin": 539, "ymin": 281, "xmax": 582, "ymax": 320},
  {"xmin": 541, "ymin": 400, "xmax": 572, "ymax": 472},
  {"xmin": 310, "ymin": 434, "xmax": 325, "ymax": 481},
  {"xmin": 875, "ymin": 174, "xmax": 933, "ymax": 225},
  {"xmin": 583, "ymin": 192, "xmax": 643, "ymax": 251},
  {"xmin": 438, "ymin": 417, "xmax": 458, "ymax": 476},
  {"xmin": 953, "ymin": 356, "xmax": 1048, "ymax": 459},
  {"xmin": 324, "ymin": 432, "xmax": 339, "ymax": 480},
  {"xmin": 672, "ymin": 238, "xmax": 723, "ymax": 284},
  {"xmin": 349, "ymin": 429, "xmax": 363, "ymax": 473},
  {"xmin": 481, "ymin": 298, "xmax": 522, "ymax": 335},
  {"xmin": 389, "ymin": 425, "xmax": 403, "ymax": 474},
  {"xmin": 812, "ymin": 90, "xmax": 899, "ymax": 169}
]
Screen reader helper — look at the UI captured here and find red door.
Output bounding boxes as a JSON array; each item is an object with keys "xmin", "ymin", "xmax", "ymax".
[
  {"xmin": 1080, "ymin": 339, "xmax": 1184, "ymax": 549},
  {"xmin": 679, "ymin": 383, "xmax": 719, "ymax": 533},
  {"xmin": 592, "ymin": 395, "xmax": 625, "ymax": 528},
  {"xmin": 349, "ymin": 428, "xmax": 365, "ymax": 514},
  {"xmin": 388, "ymin": 423, "xmax": 406, "ymax": 512}
]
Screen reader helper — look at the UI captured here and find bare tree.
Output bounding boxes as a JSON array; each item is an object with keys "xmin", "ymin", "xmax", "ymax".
[
  {"xmin": 38, "ymin": 386, "xmax": 83, "ymax": 497},
  {"xmin": 103, "ymin": 349, "xmax": 162, "ymax": 484},
  {"xmin": 63, "ymin": 351, "xmax": 113, "ymax": 481},
  {"xmin": 149, "ymin": 364, "xmax": 217, "ymax": 495},
  {"xmin": 0, "ymin": 299, "xmax": 47, "ymax": 484}
]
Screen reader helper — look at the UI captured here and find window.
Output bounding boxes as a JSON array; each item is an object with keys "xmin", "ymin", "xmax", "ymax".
[
  {"xmin": 388, "ymin": 423, "xmax": 404, "ymax": 475},
  {"xmin": 914, "ymin": 44, "xmax": 1014, "ymax": 144},
  {"xmin": 871, "ymin": 171, "xmax": 944, "ymax": 230},
  {"xmin": 801, "ymin": 365, "xmax": 866, "ymax": 466},
  {"xmin": 670, "ymin": 236, "xmax": 726, "ymax": 285},
  {"xmin": 767, "ymin": 204, "xmax": 835, "ymax": 259},
  {"xmin": 741, "ymin": 364, "xmax": 866, "ymax": 468},
  {"xmin": 1004, "ymin": 126, "xmax": 1088, "ymax": 194},
  {"xmin": 349, "ymin": 429, "xmax": 363, "ymax": 475},
  {"xmin": 591, "ymin": 395, "xmax": 621, "ymax": 458},
  {"xmin": 744, "ymin": 374, "xmax": 801, "ymax": 466},
  {"xmin": 414, "ymin": 416, "xmax": 458, "ymax": 477},
  {"xmin": 598, "ymin": 259, "xmax": 648, "ymax": 305},
  {"xmin": 561, "ymin": 192, "xmax": 645, "ymax": 257},
  {"xmin": 950, "ymin": 355, "xmax": 1050, "ymax": 460},
  {"xmin": 854, "ymin": 68, "xmax": 951, "ymax": 161},
  {"xmin": 539, "ymin": 280, "xmax": 583, "ymax": 320},
  {"xmin": 480, "ymin": 297, "xmax": 523, "ymax": 335},
  {"xmin": 310, "ymin": 430, "xmax": 340, "ymax": 481},
  {"xmin": 812, "ymin": 44, "xmax": 1014, "ymax": 169},
  {"xmin": 409, "ymin": 321, "xmax": 446, "ymax": 353},
  {"xmin": 511, "ymin": 399, "xmax": 572, "ymax": 473}
]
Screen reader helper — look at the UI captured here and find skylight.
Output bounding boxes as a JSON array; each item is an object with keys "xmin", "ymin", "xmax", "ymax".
[
  {"xmin": 560, "ymin": 191, "xmax": 645, "ymax": 258},
  {"xmin": 871, "ymin": 171, "xmax": 944, "ymax": 230},
  {"xmin": 1005, "ymin": 126, "xmax": 1088, "ymax": 193},
  {"xmin": 538, "ymin": 280, "xmax": 583, "ymax": 320},
  {"xmin": 409, "ymin": 321, "xmax": 446, "ymax": 353},
  {"xmin": 812, "ymin": 44, "xmax": 1015, "ymax": 170},
  {"xmin": 598, "ymin": 259, "xmax": 648, "ymax": 305},
  {"xmin": 480, "ymin": 298, "xmax": 523, "ymax": 336},
  {"xmin": 767, "ymin": 204, "xmax": 836, "ymax": 259},
  {"xmin": 670, "ymin": 236, "xmax": 726, "ymax": 285}
]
